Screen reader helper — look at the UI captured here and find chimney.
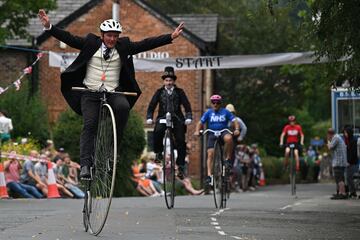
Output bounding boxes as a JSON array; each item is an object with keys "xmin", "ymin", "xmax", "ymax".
[{"xmin": 112, "ymin": 0, "xmax": 120, "ymax": 21}]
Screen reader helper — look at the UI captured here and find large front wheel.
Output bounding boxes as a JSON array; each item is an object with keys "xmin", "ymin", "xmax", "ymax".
[
  {"xmin": 163, "ymin": 130, "xmax": 175, "ymax": 209},
  {"xmin": 213, "ymin": 141, "xmax": 224, "ymax": 208},
  {"xmin": 87, "ymin": 103, "xmax": 118, "ymax": 235}
]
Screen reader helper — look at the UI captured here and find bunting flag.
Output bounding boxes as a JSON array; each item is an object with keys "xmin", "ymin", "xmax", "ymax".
[
  {"xmin": 0, "ymin": 53, "xmax": 43, "ymax": 96},
  {"xmin": 13, "ymin": 80, "xmax": 21, "ymax": 91},
  {"xmin": 23, "ymin": 66, "xmax": 32, "ymax": 74}
]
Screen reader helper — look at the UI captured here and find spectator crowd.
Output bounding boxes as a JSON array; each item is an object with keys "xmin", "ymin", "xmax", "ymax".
[{"xmin": 1, "ymin": 140, "xmax": 84, "ymax": 199}]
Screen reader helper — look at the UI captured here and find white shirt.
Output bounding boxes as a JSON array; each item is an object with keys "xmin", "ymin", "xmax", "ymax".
[
  {"xmin": 83, "ymin": 43, "xmax": 121, "ymax": 91},
  {"xmin": 0, "ymin": 116, "xmax": 13, "ymax": 134}
]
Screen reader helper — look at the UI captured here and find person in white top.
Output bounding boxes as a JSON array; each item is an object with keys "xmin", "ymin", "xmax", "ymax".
[{"xmin": 0, "ymin": 111, "xmax": 13, "ymax": 142}]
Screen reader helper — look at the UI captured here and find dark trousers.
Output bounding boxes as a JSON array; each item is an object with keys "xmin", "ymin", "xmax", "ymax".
[
  {"xmin": 80, "ymin": 92, "xmax": 130, "ymax": 167},
  {"xmin": 153, "ymin": 119, "xmax": 186, "ymax": 167}
]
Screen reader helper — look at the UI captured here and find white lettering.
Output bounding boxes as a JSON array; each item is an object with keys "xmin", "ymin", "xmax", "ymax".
[
  {"xmin": 133, "ymin": 51, "xmax": 170, "ymax": 59},
  {"xmin": 210, "ymin": 115, "xmax": 226, "ymax": 122}
]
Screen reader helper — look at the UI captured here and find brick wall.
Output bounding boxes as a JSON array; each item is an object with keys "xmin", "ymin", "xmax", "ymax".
[
  {"xmin": 38, "ymin": 0, "xmax": 205, "ymax": 178},
  {"xmin": 0, "ymin": 50, "xmax": 30, "ymax": 87}
]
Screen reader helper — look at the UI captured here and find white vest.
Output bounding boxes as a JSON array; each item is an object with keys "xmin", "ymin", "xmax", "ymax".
[{"xmin": 83, "ymin": 47, "xmax": 121, "ymax": 91}]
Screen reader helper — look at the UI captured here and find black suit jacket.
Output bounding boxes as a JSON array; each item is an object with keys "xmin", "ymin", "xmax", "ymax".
[
  {"xmin": 48, "ymin": 26, "xmax": 173, "ymax": 115},
  {"xmin": 146, "ymin": 86, "xmax": 192, "ymax": 122}
]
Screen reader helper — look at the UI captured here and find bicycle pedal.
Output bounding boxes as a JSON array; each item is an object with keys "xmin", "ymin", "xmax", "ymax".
[{"xmin": 81, "ymin": 177, "xmax": 93, "ymax": 181}]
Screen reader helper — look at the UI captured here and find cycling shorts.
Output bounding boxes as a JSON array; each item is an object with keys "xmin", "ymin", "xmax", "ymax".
[
  {"xmin": 285, "ymin": 143, "xmax": 301, "ymax": 151},
  {"xmin": 207, "ymin": 132, "xmax": 228, "ymax": 149}
]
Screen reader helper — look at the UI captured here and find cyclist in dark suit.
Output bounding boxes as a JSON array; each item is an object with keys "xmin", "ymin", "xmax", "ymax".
[
  {"xmin": 146, "ymin": 66, "xmax": 192, "ymax": 179},
  {"xmin": 38, "ymin": 9, "xmax": 185, "ymax": 178}
]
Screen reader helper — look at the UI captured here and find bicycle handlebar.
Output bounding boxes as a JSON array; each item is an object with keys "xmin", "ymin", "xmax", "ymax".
[
  {"xmin": 71, "ymin": 87, "xmax": 138, "ymax": 96},
  {"xmin": 200, "ymin": 129, "xmax": 233, "ymax": 137}
]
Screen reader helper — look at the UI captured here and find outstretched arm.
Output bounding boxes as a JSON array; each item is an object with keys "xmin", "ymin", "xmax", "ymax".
[
  {"xmin": 38, "ymin": 9, "xmax": 51, "ymax": 29},
  {"xmin": 129, "ymin": 22, "xmax": 185, "ymax": 55},
  {"xmin": 38, "ymin": 9, "xmax": 85, "ymax": 49},
  {"xmin": 171, "ymin": 22, "xmax": 185, "ymax": 40}
]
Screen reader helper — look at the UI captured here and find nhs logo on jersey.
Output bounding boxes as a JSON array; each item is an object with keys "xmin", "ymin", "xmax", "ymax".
[{"xmin": 210, "ymin": 114, "xmax": 226, "ymax": 122}]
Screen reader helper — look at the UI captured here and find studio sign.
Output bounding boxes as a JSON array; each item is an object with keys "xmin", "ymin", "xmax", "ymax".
[{"xmin": 134, "ymin": 51, "xmax": 170, "ymax": 59}]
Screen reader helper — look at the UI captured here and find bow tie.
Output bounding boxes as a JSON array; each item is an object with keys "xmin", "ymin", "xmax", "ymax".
[{"xmin": 103, "ymin": 47, "xmax": 111, "ymax": 60}]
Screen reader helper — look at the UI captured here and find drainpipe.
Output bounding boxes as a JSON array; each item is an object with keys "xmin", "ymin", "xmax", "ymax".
[{"xmin": 112, "ymin": 0, "xmax": 120, "ymax": 21}]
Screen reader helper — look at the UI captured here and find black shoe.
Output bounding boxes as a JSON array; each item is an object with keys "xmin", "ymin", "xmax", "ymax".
[
  {"xmin": 205, "ymin": 175, "xmax": 213, "ymax": 186},
  {"xmin": 349, "ymin": 192, "xmax": 357, "ymax": 198},
  {"xmin": 330, "ymin": 194, "xmax": 348, "ymax": 200},
  {"xmin": 80, "ymin": 166, "xmax": 91, "ymax": 180},
  {"xmin": 177, "ymin": 166, "xmax": 185, "ymax": 180},
  {"xmin": 155, "ymin": 153, "xmax": 163, "ymax": 163},
  {"xmin": 225, "ymin": 159, "xmax": 232, "ymax": 174}
]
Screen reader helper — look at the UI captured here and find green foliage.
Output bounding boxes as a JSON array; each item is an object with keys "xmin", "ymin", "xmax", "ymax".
[
  {"xmin": 0, "ymin": 83, "xmax": 50, "ymax": 145},
  {"xmin": 311, "ymin": 119, "xmax": 331, "ymax": 140},
  {"xmin": 0, "ymin": 0, "xmax": 56, "ymax": 44},
  {"xmin": 310, "ymin": 0, "xmax": 360, "ymax": 87},
  {"xmin": 52, "ymin": 109, "xmax": 83, "ymax": 163},
  {"xmin": 262, "ymin": 156, "xmax": 285, "ymax": 180},
  {"xmin": 1, "ymin": 138, "xmax": 41, "ymax": 162},
  {"xmin": 114, "ymin": 111, "xmax": 146, "ymax": 197}
]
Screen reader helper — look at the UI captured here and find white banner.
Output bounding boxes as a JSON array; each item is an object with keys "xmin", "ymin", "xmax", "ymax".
[{"xmin": 48, "ymin": 51, "xmax": 324, "ymax": 72}]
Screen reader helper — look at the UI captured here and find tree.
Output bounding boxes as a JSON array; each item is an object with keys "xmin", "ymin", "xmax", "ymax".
[
  {"xmin": 0, "ymin": 0, "xmax": 56, "ymax": 44},
  {"xmin": 269, "ymin": 0, "xmax": 360, "ymax": 87},
  {"xmin": 0, "ymin": 82, "xmax": 50, "ymax": 145}
]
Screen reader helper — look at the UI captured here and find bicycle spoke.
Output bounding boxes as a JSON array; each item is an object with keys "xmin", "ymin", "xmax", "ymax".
[
  {"xmin": 163, "ymin": 130, "xmax": 175, "ymax": 209},
  {"xmin": 87, "ymin": 104, "xmax": 117, "ymax": 235}
]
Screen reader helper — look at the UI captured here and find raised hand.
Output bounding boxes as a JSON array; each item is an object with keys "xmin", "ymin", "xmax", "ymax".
[
  {"xmin": 38, "ymin": 9, "xmax": 51, "ymax": 28},
  {"xmin": 171, "ymin": 22, "xmax": 185, "ymax": 40}
]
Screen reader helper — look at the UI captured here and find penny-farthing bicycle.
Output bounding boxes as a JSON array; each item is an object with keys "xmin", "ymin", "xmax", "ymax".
[
  {"xmin": 73, "ymin": 87, "xmax": 137, "ymax": 235},
  {"xmin": 201, "ymin": 129, "xmax": 232, "ymax": 209}
]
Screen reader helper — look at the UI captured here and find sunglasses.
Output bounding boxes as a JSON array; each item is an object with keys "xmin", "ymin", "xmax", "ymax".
[{"xmin": 211, "ymin": 101, "xmax": 221, "ymax": 105}]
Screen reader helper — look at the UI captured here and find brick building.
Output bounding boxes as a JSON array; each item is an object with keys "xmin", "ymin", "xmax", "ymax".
[{"xmin": 1, "ymin": 0, "xmax": 218, "ymax": 179}]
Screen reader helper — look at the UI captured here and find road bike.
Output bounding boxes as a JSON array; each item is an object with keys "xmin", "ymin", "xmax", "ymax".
[
  {"xmin": 72, "ymin": 87, "xmax": 136, "ymax": 235},
  {"xmin": 160, "ymin": 111, "xmax": 176, "ymax": 209},
  {"xmin": 201, "ymin": 129, "xmax": 232, "ymax": 209}
]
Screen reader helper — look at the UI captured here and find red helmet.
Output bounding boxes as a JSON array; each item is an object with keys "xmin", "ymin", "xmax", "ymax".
[
  {"xmin": 210, "ymin": 94, "xmax": 222, "ymax": 102},
  {"xmin": 288, "ymin": 115, "xmax": 296, "ymax": 122}
]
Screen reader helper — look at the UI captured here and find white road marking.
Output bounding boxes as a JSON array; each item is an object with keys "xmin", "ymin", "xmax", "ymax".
[
  {"xmin": 280, "ymin": 201, "xmax": 304, "ymax": 210},
  {"xmin": 218, "ymin": 231, "xmax": 226, "ymax": 235},
  {"xmin": 231, "ymin": 236, "xmax": 243, "ymax": 239}
]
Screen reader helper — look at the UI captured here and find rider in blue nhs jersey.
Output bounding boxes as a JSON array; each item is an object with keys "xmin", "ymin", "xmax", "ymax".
[
  {"xmin": 200, "ymin": 108, "xmax": 234, "ymax": 130},
  {"xmin": 195, "ymin": 95, "xmax": 240, "ymax": 185}
]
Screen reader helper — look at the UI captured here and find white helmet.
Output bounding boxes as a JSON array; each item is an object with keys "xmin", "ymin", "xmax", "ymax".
[{"xmin": 100, "ymin": 19, "xmax": 122, "ymax": 33}]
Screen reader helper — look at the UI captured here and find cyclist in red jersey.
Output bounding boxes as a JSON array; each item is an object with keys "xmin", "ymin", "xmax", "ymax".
[{"xmin": 279, "ymin": 115, "xmax": 304, "ymax": 171}]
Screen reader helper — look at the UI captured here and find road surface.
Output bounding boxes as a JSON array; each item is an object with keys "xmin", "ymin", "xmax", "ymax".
[{"xmin": 1, "ymin": 183, "xmax": 359, "ymax": 240}]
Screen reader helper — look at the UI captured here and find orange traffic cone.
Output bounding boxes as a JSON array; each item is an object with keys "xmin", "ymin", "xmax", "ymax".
[
  {"xmin": 259, "ymin": 170, "xmax": 266, "ymax": 186},
  {"xmin": 47, "ymin": 161, "xmax": 60, "ymax": 198},
  {"xmin": 0, "ymin": 163, "xmax": 9, "ymax": 199}
]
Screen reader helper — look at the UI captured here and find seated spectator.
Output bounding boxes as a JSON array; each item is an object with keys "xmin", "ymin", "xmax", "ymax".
[
  {"xmin": 131, "ymin": 159, "xmax": 160, "ymax": 197},
  {"xmin": 4, "ymin": 151, "xmax": 43, "ymax": 198},
  {"xmin": 20, "ymin": 150, "xmax": 48, "ymax": 197},
  {"xmin": 35, "ymin": 154, "xmax": 74, "ymax": 198},
  {"xmin": 62, "ymin": 153, "xmax": 81, "ymax": 185},
  {"xmin": 145, "ymin": 152, "xmax": 163, "ymax": 182},
  {"xmin": 176, "ymin": 175, "xmax": 204, "ymax": 195},
  {"xmin": 54, "ymin": 158, "xmax": 85, "ymax": 198}
]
